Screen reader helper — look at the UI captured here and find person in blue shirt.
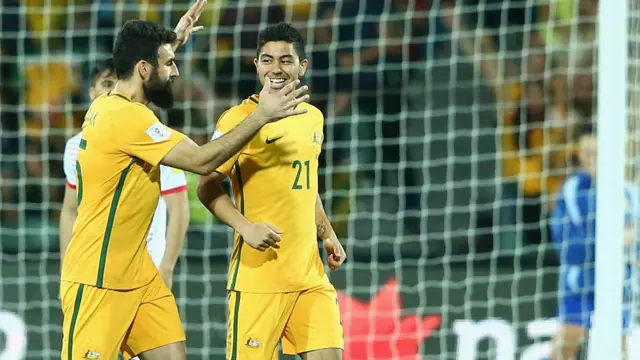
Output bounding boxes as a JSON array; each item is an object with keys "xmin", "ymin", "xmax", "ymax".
[{"xmin": 546, "ymin": 127, "xmax": 636, "ymax": 359}]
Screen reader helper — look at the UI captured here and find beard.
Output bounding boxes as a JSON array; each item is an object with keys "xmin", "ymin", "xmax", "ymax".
[{"xmin": 143, "ymin": 70, "xmax": 174, "ymax": 109}]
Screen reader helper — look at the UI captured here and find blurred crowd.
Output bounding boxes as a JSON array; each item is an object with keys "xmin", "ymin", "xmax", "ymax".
[{"xmin": 0, "ymin": 0, "xmax": 599, "ymax": 254}]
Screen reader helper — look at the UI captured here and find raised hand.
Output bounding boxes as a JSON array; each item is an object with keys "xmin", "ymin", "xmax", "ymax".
[
  {"xmin": 173, "ymin": 0, "xmax": 207, "ymax": 49},
  {"xmin": 241, "ymin": 222, "xmax": 283, "ymax": 251},
  {"xmin": 254, "ymin": 79, "xmax": 310, "ymax": 122}
]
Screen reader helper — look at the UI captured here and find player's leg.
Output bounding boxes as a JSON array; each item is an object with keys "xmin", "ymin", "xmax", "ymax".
[
  {"xmin": 226, "ymin": 290, "xmax": 298, "ymax": 360},
  {"xmin": 60, "ymin": 281, "xmax": 140, "ymax": 359},
  {"xmin": 120, "ymin": 275, "xmax": 186, "ymax": 360},
  {"xmin": 547, "ymin": 323, "xmax": 584, "ymax": 360},
  {"xmin": 282, "ymin": 282, "xmax": 343, "ymax": 360},
  {"xmin": 300, "ymin": 348, "xmax": 343, "ymax": 360},
  {"xmin": 134, "ymin": 343, "xmax": 185, "ymax": 360},
  {"xmin": 547, "ymin": 292, "xmax": 590, "ymax": 360}
]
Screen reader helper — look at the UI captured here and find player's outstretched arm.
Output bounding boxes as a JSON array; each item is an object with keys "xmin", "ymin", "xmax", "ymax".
[
  {"xmin": 59, "ymin": 186, "xmax": 77, "ymax": 260},
  {"xmin": 161, "ymin": 80, "xmax": 309, "ymax": 175},
  {"xmin": 316, "ymin": 194, "xmax": 346, "ymax": 270},
  {"xmin": 198, "ymin": 171, "xmax": 282, "ymax": 251},
  {"xmin": 160, "ymin": 113, "xmax": 267, "ymax": 175}
]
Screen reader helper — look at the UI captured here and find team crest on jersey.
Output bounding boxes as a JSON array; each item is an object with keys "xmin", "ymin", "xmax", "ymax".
[
  {"xmin": 312, "ymin": 132, "xmax": 323, "ymax": 145},
  {"xmin": 83, "ymin": 350, "xmax": 101, "ymax": 359},
  {"xmin": 246, "ymin": 338, "xmax": 261, "ymax": 348}
]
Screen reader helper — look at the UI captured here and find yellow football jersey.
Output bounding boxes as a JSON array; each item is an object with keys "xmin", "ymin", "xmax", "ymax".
[
  {"xmin": 61, "ymin": 90, "xmax": 185, "ymax": 290},
  {"xmin": 215, "ymin": 95, "xmax": 328, "ymax": 293}
]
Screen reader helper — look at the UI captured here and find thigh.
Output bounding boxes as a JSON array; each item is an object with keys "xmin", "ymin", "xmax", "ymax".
[
  {"xmin": 300, "ymin": 348, "xmax": 343, "ymax": 360},
  {"xmin": 121, "ymin": 275, "xmax": 185, "ymax": 359},
  {"xmin": 282, "ymin": 283, "xmax": 344, "ymax": 356},
  {"xmin": 226, "ymin": 290, "xmax": 297, "ymax": 360},
  {"xmin": 134, "ymin": 342, "xmax": 186, "ymax": 360},
  {"xmin": 549, "ymin": 323, "xmax": 585, "ymax": 360},
  {"xmin": 60, "ymin": 281, "xmax": 140, "ymax": 360}
]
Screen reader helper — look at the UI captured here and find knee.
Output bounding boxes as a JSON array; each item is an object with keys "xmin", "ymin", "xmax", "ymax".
[{"xmin": 549, "ymin": 335, "xmax": 583, "ymax": 360}]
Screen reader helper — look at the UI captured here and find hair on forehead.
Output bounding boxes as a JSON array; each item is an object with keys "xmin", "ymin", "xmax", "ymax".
[
  {"xmin": 256, "ymin": 22, "xmax": 306, "ymax": 60},
  {"xmin": 259, "ymin": 44, "xmax": 297, "ymax": 58},
  {"xmin": 90, "ymin": 58, "xmax": 116, "ymax": 83},
  {"xmin": 112, "ymin": 20, "xmax": 177, "ymax": 80}
]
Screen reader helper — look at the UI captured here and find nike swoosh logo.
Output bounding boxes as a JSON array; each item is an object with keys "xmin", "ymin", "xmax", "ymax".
[{"xmin": 266, "ymin": 137, "xmax": 282, "ymax": 144}]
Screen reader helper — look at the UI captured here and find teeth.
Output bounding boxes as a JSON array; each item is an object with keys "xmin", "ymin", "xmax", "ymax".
[{"xmin": 270, "ymin": 79, "xmax": 285, "ymax": 84}]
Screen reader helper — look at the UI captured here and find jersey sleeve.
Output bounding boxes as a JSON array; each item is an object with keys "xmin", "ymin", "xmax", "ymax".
[
  {"xmin": 63, "ymin": 138, "xmax": 78, "ymax": 188},
  {"xmin": 212, "ymin": 108, "xmax": 249, "ymax": 176},
  {"xmin": 114, "ymin": 107, "xmax": 186, "ymax": 166},
  {"xmin": 160, "ymin": 165, "xmax": 188, "ymax": 195}
]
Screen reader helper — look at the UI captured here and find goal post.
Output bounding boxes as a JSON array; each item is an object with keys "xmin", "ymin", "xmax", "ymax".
[{"xmin": 590, "ymin": 0, "xmax": 627, "ymax": 358}]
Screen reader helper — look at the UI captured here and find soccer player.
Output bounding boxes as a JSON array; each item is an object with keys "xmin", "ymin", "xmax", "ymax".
[
  {"xmin": 60, "ymin": 58, "xmax": 190, "ymax": 291},
  {"xmin": 197, "ymin": 22, "xmax": 347, "ymax": 360},
  {"xmin": 547, "ymin": 127, "xmax": 636, "ymax": 360},
  {"xmin": 59, "ymin": 5, "xmax": 310, "ymax": 360}
]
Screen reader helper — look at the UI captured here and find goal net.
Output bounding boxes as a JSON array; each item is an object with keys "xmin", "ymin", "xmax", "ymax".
[{"xmin": 0, "ymin": 0, "xmax": 632, "ymax": 359}]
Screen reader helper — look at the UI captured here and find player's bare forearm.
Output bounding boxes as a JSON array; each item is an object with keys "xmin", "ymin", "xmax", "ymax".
[
  {"xmin": 197, "ymin": 112, "xmax": 268, "ymax": 171},
  {"xmin": 59, "ymin": 187, "xmax": 78, "ymax": 261},
  {"xmin": 199, "ymin": 172, "xmax": 284, "ymax": 251},
  {"xmin": 317, "ymin": 193, "xmax": 347, "ymax": 270},
  {"xmin": 162, "ymin": 112, "xmax": 269, "ymax": 175},
  {"xmin": 315, "ymin": 194, "xmax": 336, "ymax": 240},
  {"xmin": 197, "ymin": 172, "xmax": 252, "ymax": 234},
  {"xmin": 160, "ymin": 190, "xmax": 190, "ymax": 271}
]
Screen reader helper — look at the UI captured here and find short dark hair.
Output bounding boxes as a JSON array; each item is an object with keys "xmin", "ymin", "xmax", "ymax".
[
  {"xmin": 90, "ymin": 58, "xmax": 115, "ymax": 84},
  {"xmin": 112, "ymin": 20, "xmax": 177, "ymax": 80},
  {"xmin": 256, "ymin": 22, "xmax": 306, "ymax": 60}
]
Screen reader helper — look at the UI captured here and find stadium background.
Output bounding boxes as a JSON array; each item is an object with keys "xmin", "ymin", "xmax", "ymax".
[{"xmin": 0, "ymin": 0, "xmax": 612, "ymax": 359}]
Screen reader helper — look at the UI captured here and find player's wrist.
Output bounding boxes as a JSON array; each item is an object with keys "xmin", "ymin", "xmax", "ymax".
[
  {"xmin": 249, "ymin": 110, "xmax": 271, "ymax": 126},
  {"xmin": 321, "ymin": 235, "xmax": 338, "ymax": 245},
  {"xmin": 236, "ymin": 220, "xmax": 255, "ymax": 238},
  {"xmin": 159, "ymin": 262, "xmax": 175, "ymax": 271}
]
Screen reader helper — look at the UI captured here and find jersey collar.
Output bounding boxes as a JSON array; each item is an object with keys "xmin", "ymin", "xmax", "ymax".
[{"xmin": 108, "ymin": 90, "xmax": 131, "ymax": 102}]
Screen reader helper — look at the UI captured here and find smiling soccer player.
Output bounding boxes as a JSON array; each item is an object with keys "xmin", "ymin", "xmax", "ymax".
[{"xmin": 198, "ymin": 22, "xmax": 347, "ymax": 360}]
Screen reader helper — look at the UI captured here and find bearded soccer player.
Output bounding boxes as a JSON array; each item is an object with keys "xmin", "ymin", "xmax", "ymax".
[
  {"xmin": 198, "ymin": 22, "xmax": 347, "ymax": 360},
  {"xmin": 59, "ymin": 2, "xmax": 311, "ymax": 359},
  {"xmin": 60, "ymin": 58, "xmax": 190, "ymax": 290}
]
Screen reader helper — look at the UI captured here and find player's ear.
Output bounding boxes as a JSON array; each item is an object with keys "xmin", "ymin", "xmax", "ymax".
[
  {"xmin": 137, "ymin": 60, "xmax": 150, "ymax": 80},
  {"xmin": 299, "ymin": 59, "xmax": 309, "ymax": 77},
  {"xmin": 254, "ymin": 58, "xmax": 259, "ymax": 72},
  {"xmin": 89, "ymin": 87, "xmax": 96, "ymax": 101}
]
